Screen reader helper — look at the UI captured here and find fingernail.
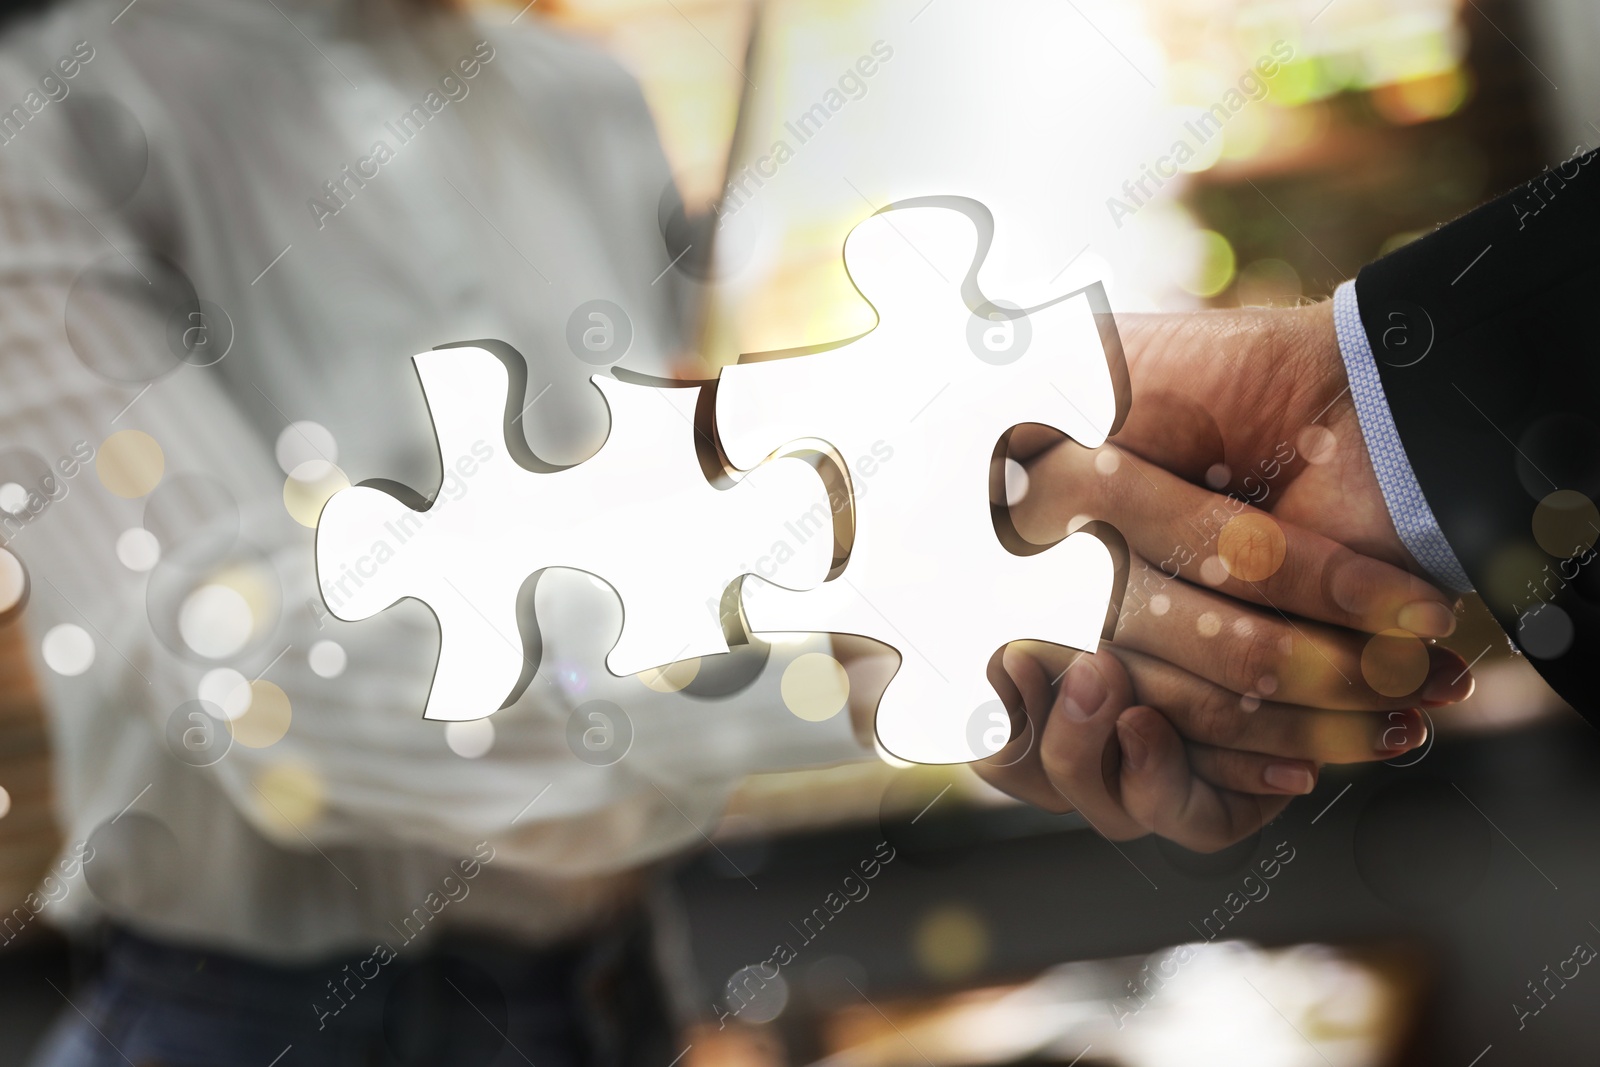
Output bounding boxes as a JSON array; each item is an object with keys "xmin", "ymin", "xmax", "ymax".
[
  {"xmin": 1421, "ymin": 654, "xmax": 1471, "ymax": 705},
  {"xmin": 1263, "ymin": 763, "xmax": 1315, "ymax": 795},
  {"xmin": 1378, "ymin": 708, "xmax": 1426, "ymax": 753},
  {"xmin": 1062, "ymin": 659, "xmax": 1108, "ymax": 722},
  {"xmin": 1399, "ymin": 599, "xmax": 1456, "ymax": 638},
  {"xmin": 1117, "ymin": 719, "xmax": 1148, "ymax": 771}
]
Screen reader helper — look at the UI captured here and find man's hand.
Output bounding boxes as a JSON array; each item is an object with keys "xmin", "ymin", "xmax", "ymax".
[
  {"xmin": 1115, "ymin": 301, "xmax": 1423, "ymax": 581},
  {"xmin": 972, "ymin": 298, "xmax": 1472, "ymax": 852},
  {"xmin": 837, "ymin": 298, "xmax": 1471, "ymax": 851},
  {"xmin": 1010, "ymin": 429, "xmax": 1470, "ymax": 715}
]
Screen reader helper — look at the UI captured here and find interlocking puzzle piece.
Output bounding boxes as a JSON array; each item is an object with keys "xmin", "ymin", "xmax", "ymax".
[
  {"xmin": 716, "ymin": 197, "xmax": 1128, "ymax": 765},
  {"xmin": 316, "ymin": 345, "xmax": 833, "ymax": 722}
]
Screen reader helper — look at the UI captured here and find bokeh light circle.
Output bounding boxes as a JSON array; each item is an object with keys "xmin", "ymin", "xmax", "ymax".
[
  {"xmin": 1360, "ymin": 629, "xmax": 1429, "ymax": 697},
  {"xmin": 1235, "ymin": 258, "xmax": 1302, "ymax": 307},
  {"xmin": 115, "ymin": 527, "xmax": 161, "ymax": 572},
  {"xmin": 84, "ymin": 811, "xmax": 183, "ymax": 912},
  {"xmin": 1218, "ymin": 513, "xmax": 1287, "ymax": 582},
  {"xmin": 177, "ymin": 583, "xmax": 254, "ymax": 659},
  {"xmin": 284, "ymin": 460, "xmax": 350, "ymax": 528},
  {"xmin": 230, "ymin": 680, "xmax": 292, "ymax": 748},
  {"xmin": 308, "ymin": 639, "xmax": 347, "ymax": 679},
  {"xmin": 781, "ymin": 652, "xmax": 850, "ymax": 722},
  {"xmin": 1516, "ymin": 413, "xmax": 1600, "ymax": 501},
  {"xmin": 274, "ymin": 421, "xmax": 338, "ymax": 475},
  {"xmin": 1531, "ymin": 489, "xmax": 1600, "ymax": 559},
  {"xmin": 0, "ymin": 547, "xmax": 28, "ymax": 621},
  {"xmin": 96, "ymin": 431, "xmax": 164, "ymax": 499},
  {"xmin": 65, "ymin": 251, "xmax": 196, "ymax": 384},
  {"xmin": 41, "ymin": 623, "xmax": 94, "ymax": 676},
  {"xmin": 198, "ymin": 667, "xmax": 252, "ymax": 721},
  {"xmin": 0, "ymin": 483, "xmax": 26, "ymax": 514},
  {"xmin": 254, "ymin": 762, "xmax": 326, "ymax": 837},
  {"xmin": 1296, "ymin": 425, "xmax": 1337, "ymax": 465},
  {"xmin": 1001, "ymin": 458, "xmax": 1029, "ymax": 506},
  {"xmin": 1182, "ymin": 230, "xmax": 1236, "ymax": 297},
  {"xmin": 0, "ymin": 450, "xmax": 58, "ymax": 528},
  {"xmin": 913, "ymin": 904, "xmax": 989, "ymax": 981},
  {"xmin": 57, "ymin": 93, "xmax": 150, "ymax": 212},
  {"xmin": 722, "ymin": 964, "xmax": 789, "ymax": 1024},
  {"xmin": 1519, "ymin": 604, "xmax": 1575, "ymax": 660},
  {"xmin": 446, "ymin": 719, "xmax": 495, "ymax": 759}
]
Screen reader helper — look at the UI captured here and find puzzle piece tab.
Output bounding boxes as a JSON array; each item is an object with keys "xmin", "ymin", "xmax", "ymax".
[
  {"xmin": 316, "ymin": 346, "xmax": 833, "ymax": 722},
  {"xmin": 716, "ymin": 198, "xmax": 1127, "ymax": 765}
]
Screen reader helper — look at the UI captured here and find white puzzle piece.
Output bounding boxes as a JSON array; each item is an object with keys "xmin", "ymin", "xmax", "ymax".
[
  {"xmin": 316, "ymin": 345, "xmax": 833, "ymax": 722},
  {"xmin": 716, "ymin": 197, "xmax": 1128, "ymax": 765}
]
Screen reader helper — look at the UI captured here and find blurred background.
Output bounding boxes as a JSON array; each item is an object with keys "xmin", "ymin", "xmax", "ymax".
[{"xmin": 4, "ymin": 0, "xmax": 1600, "ymax": 1063}]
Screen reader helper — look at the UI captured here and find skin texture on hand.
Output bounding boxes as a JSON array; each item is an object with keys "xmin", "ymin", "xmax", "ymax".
[
  {"xmin": 971, "ymin": 299, "xmax": 1473, "ymax": 851},
  {"xmin": 1117, "ymin": 301, "xmax": 1414, "ymax": 577}
]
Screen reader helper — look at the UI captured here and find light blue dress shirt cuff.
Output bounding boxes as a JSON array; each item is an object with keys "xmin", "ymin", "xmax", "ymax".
[{"xmin": 1332, "ymin": 280, "xmax": 1475, "ymax": 593}]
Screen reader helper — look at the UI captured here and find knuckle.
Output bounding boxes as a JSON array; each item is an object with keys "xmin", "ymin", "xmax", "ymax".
[
  {"xmin": 1320, "ymin": 550, "xmax": 1379, "ymax": 622},
  {"xmin": 1038, "ymin": 727, "xmax": 1089, "ymax": 787},
  {"xmin": 1266, "ymin": 539, "xmax": 1314, "ymax": 600},
  {"xmin": 1191, "ymin": 684, "xmax": 1250, "ymax": 747},
  {"xmin": 1220, "ymin": 622, "xmax": 1281, "ymax": 695}
]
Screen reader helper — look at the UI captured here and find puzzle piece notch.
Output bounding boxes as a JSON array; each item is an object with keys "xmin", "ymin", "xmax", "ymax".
[
  {"xmin": 716, "ymin": 197, "xmax": 1129, "ymax": 764},
  {"xmin": 316, "ymin": 345, "xmax": 834, "ymax": 722}
]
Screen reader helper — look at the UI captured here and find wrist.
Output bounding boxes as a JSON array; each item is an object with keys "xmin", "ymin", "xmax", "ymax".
[{"xmin": 1280, "ymin": 298, "xmax": 1352, "ymax": 437}]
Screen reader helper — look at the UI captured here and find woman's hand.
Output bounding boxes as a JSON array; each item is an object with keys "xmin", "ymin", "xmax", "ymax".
[{"xmin": 972, "ymin": 643, "xmax": 1426, "ymax": 853}]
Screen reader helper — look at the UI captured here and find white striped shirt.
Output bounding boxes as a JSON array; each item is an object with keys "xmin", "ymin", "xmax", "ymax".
[{"xmin": 0, "ymin": 0, "xmax": 861, "ymax": 960}]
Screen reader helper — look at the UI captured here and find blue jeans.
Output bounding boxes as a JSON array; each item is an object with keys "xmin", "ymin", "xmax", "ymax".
[{"xmin": 28, "ymin": 925, "xmax": 674, "ymax": 1067}]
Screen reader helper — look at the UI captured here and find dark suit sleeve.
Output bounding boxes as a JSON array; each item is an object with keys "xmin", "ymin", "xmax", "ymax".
[{"xmin": 1354, "ymin": 147, "xmax": 1600, "ymax": 722}]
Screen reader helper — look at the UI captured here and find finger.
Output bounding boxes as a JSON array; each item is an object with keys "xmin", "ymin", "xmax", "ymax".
[
  {"xmin": 1184, "ymin": 742, "xmax": 1318, "ymax": 797},
  {"xmin": 1115, "ymin": 705, "xmax": 1293, "ymax": 853},
  {"xmin": 1029, "ymin": 646, "xmax": 1149, "ymax": 841},
  {"xmin": 973, "ymin": 645, "xmax": 1076, "ymax": 814},
  {"xmin": 1114, "ymin": 563, "xmax": 1474, "ymax": 710},
  {"xmin": 1015, "ymin": 438, "xmax": 1457, "ymax": 638},
  {"xmin": 1114, "ymin": 645, "xmax": 1429, "ymax": 764}
]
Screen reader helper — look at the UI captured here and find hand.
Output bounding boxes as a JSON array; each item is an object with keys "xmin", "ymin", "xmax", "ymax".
[
  {"xmin": 976, "ymin": 644, "xmax": 1426, "ymax": 852},
  {"xmin": 841, "ymin": 411, "xmax": 1457, "ymax": 850},
  {"xmin": 1113, "ymin": 300, "xmax": 1427, "ymax": 582},
  {"xmin": 1009, "ymin": 424, "xmax": 1472, "ymax": 717},
  {"xmin": 971, "ymin": 299, "xmax": 1473, "ymax": 851}
]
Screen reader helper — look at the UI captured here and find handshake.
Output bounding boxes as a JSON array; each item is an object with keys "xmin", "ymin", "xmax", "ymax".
[
  {"xmin": 900, "ymin": 299, "xmax": 1475, "ymax": 852},
  {"xmin": 850, "ymin": 149, "xmax": 1600, "ymax": 853}
]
